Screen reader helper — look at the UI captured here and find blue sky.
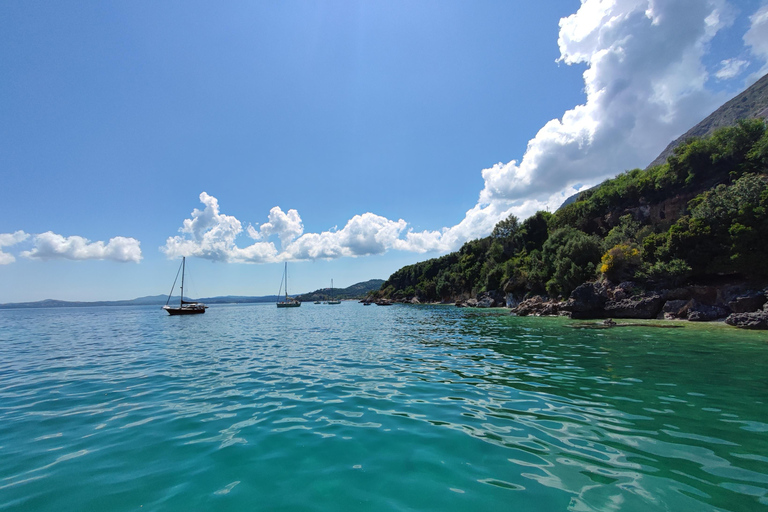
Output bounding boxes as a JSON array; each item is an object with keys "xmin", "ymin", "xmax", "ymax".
[{"xmin": 2, "ymin": 0, "xmax": 768, "ymax": 302}]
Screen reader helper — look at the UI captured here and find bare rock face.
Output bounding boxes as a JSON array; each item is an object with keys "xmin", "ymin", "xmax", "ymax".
[
  {"xmin": 663, "ymin": 299, "xmax": 692, "ymax": 319},
  {"xmin": 728, "ymin": 292, "xmax": 767, "ymax": 313},
  {"xmin": 512, "ymin": 296, "xmax": 560, "ymax": 316},
  {"xmin": 726, "ymin": 311, "xmax": 768, "ymax": 329},
  {"xmin": 686, "ymin": 302, "xmax": 729, "ymax": 321},
  {"xmin": 476, "ymin": 296, "xmax": 495, "ymax": 308},
  {"xmin": 561, "ymin": 283, "xmax": 608, "ymax": 319},
  {"xmin": 476, "ymin": 290, "xmax": 506, "ymax": 308},
  {"xmin": 604, "ymin": 295, "xmax": 665, "ymax": 319}
]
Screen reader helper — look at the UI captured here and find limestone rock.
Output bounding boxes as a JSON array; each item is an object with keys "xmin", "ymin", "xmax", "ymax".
[
  {"xmin": 561, "ymin": 283, "xmax": 608, "ymax": 319},
  {"xmin": 686, "ymin": 302, "xmax": 729, "ymax": 322},
  {"xmin": 726, "ymin": 311, "xmax": 768, "ymax": 329},
  {"xmin": 728, "ymin": 292, "xmax": 766, "ymax": 313},
  {"xmin": 604, "ymin": 295, "xmax": 665, "ymax": 319},
  {"xmin": 662, "ymin": 299, "xmax": 692, "ymax": 320}
]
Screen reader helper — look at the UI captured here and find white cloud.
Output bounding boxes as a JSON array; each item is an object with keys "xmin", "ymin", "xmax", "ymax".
[
  {"xmin": 164, "ymin": 194, "xmax": 423, "ymax": 262},
  {"xmin": 479, "ymin": 0, "xmax": 732, "ymax": 207},
  {"xmin": 0, "ymin": 231, "xmax": 29, "ymax": 264},
  {"xmin": 165, "ymin": 1, "xmax": 765, "ymax": 265},
  {"xmin": 22, "ymin": 232, "xmax": 142, "ymax": 262},
  {"xmin": 163, "ymin": 191, "xmax": 253, "ymax": 262},
  {"xmin": 715, "ymin": 58, "xmax": 749, "ymax": 79},
  {"xmin": 744, "ymin": 4, "xmax": 768, "ymax": 78},
  {"xmin": 284, "ymin": 213, "xmax": 408, "ymax": 260},
  {"xmin": 259, "ymin": 207, "xmax": 304, "ymax": 247}
]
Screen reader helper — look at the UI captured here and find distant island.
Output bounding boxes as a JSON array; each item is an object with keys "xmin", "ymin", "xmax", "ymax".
[
  {"xmin": 293, "ymin": 279, "xmax": 384, "ymax": 302},
  {"xmin": 0, "ymin": 279, "xmax": 385, "ymax": 309}
]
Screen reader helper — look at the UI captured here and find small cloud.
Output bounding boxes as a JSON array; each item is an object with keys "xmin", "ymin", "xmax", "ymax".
[
  {"xmin": 715, "ymin": 58, "xmax": 748, "ymax": 80},
  {"xmin": 22, "ymin": 232, "xmax": 142, "ymax": 262},
  {"xmin": 0, "ymin": 230, "xmax": 29, "ymax": 264},
  {"xmin": 245, "ymin": 224, "xmax": 261, "ymax": 240}
]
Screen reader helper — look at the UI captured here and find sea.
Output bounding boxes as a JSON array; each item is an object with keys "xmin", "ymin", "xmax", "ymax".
[{"xmin": 1, "ymin": 302, "xmax": 767, "ymax": 511}]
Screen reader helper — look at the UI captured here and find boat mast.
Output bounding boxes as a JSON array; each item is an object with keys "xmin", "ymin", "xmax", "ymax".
[
  {"xmin": 180, "ymin": 257, "xmax": 185, "ymax": 308},
  {"xmin": 285, "ymin": 261, "xmax": 288, "ymax": 301}
]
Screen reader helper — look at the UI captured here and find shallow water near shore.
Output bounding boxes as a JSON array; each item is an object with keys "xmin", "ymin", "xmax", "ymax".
[{"xmin": 1, "ymin": 303, "xmax": 767, "ymax": 511}]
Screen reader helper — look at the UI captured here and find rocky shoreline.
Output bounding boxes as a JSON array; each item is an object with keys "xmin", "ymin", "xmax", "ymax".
[
  {"xmin": 509, "ymin": 281, "xmax": 768, "ymax": 330},
  {"xmin": 397, "ymin": 281, "xmax": 768, "ymax": 330}
]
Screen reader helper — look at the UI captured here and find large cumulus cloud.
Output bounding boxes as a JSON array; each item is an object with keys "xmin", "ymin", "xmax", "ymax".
[
  {"xmin": 164, "ymin": 0, "xmax": 768, "ymax": 264},
  {"xmin": 479, "ymin": 0, "xmax": 734, "ymax": 206}
]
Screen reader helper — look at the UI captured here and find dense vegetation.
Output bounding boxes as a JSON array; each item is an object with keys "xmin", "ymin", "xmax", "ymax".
[{"xmin": 378, "ymin": 119, "xmax": 768, "ymax": 303}]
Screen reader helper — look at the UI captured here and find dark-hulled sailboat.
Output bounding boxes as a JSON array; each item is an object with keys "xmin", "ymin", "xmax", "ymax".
[{"xmin": 163, "ymin": 257, "xmax": 207, "ymax": 315}]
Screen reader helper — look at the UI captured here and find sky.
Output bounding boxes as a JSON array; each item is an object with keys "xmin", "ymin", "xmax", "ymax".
[{"xmin": 2, "ymin": 0, "xmax": 768, "ymax": 303}]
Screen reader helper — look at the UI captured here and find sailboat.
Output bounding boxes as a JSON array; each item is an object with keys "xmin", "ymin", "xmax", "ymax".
[
  {"xmin": 163, "ymin": 257, "xmax": 207, "ymax": 315},
  {"xmin": 326, "ymin": 279, "xmax": 341, "ymax": 305},
  {"xmin": 277, "ymin": 262, "xmax": 301, "ymax": 308}
]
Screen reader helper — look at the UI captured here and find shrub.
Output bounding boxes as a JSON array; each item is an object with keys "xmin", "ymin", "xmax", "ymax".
[{"xmin": 600, "ymin": 244, "xmax": 641, "ymax": 281}]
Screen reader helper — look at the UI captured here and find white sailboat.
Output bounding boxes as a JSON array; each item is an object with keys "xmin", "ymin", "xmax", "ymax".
[
  {"xmin": 326, "ymin": 279, "xmax": 341, "ymax": 305},
  {"xmin": 277, "ymin": 262, "xmax": 301, "ymax": 308}
]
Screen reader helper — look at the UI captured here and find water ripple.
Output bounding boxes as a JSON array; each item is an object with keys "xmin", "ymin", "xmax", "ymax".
[{"xmin": 0, "ymin": 304, "xmax": 767, "ymax": 511}]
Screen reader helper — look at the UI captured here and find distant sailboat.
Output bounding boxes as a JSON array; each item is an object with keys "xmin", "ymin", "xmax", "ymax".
[
  {"xmin": 163, "ymin": 257, "xmax": 207, "ymax": 315},
  {"xmin": 326, "ymin": 279, "xmax": 341, "ymax": 305},
  {"xmin": 277, "ymin": 262, "xmax": 301, "ymax": 308}
]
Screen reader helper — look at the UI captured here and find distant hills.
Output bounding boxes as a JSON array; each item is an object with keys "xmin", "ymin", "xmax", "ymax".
[
  {"xmin": 294, "ymin": 280, "xmax": 385, "ymax": 302},
  {"xmin": 0, "ymin": 280, "xmax": 385, "ymax": 309}
]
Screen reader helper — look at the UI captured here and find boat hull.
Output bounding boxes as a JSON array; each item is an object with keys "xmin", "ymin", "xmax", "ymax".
[
  {"xmin": 164, "ymin": 305, "xmax": 207, "ymax": 315},
  {"xmin": 277, "ymin": 302, "xmax": 301, "ymax": 308}
]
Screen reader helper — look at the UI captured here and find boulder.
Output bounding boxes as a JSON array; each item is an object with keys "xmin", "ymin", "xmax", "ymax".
[
  {"xmin": 476, "ymin": 290, "xmax": 505, "ymax": 308},
  {"xmin": 686, "ymin": 302, "xmax": 729, "ymax": 321},
  {"xmin": 726, "ymin": 311, "xmax": 768, "ymax": 329},
  {"xmin": 609, "ymin": 281, "xmax": 636, "ymax": 301},
  {"xmin": 662, "ymin": 299, "xmax": 692, "ymax": 319},
  {"xmin": 476, "ymin": 296, "xmax": 495, "ymax": 308},
  {"xmin": 728, "ymin": 292, "xmax": 766, "ymax": 313},
  {"xmin": 604, "ymin": 295, "xmax": 665, "ymax": 319},
  {"xmin": 511, "ymin": 295, "xmax": 546, "ymax": 316},
  {"xmin": 561, "ymin": 282, "xmax": 608, "ymax": 319}
]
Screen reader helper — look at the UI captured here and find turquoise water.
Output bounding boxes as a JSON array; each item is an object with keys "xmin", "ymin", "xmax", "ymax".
[{"xmin": 1, "ymin": 303, "xmax": 767, "ymax": 511}]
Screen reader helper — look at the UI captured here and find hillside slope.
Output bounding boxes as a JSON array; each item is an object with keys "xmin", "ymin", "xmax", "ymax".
[
  {"xmin": 377, "ymin": 82, "xmax": 768, "ymax": 308},
  {"xmin": 647, "ymin": 73, "xmax": 768, "ymax": 168},
  {"xmin": 294, "ymin": 279, "xmax": 385, "ymax": 301}
]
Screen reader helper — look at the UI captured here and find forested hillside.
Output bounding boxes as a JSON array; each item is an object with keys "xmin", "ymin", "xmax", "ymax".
[
  {"xmin": 295, "ymin": 279, "xmax": 385, "ymax": 301},
  {"xmin": 377, "ymin": 118, "xmax": 768, "ymax": 303}
]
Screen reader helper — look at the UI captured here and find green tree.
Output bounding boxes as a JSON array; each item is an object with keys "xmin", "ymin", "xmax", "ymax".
[{"xmin": 542, "ymin": 227, "xmax": 603, "ymax": 297}]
